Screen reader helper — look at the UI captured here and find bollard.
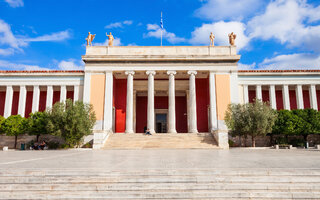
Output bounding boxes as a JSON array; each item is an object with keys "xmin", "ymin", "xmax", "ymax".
[
  {"xmin": 2, "ymin": 146, "xmax": 8, "ymax": 151},
  {"xmin": 275, "ymin": 145, "xmax": 279, "ymax": 149},
  {"xmin": 316, "ymin": 145, "xmax": 320, "ymax": 149},
  {"xmin": 289, "ymin": 145, "xmax": 293, "ymax": 149}
]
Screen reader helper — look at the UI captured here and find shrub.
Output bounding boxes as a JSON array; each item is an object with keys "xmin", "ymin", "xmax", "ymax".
[
  {"xmin": 1, "ymin": 115, "xmax": 26, "ymax": 149},
  {"xmin": 0, "ymin": 115, "xmax": 5, "ymax": 135},
  {"xmin": 47, "ymin": 99, "xmax": 96, "ymax": 147}
]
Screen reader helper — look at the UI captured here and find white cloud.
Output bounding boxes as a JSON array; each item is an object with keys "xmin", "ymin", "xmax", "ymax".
[
  {"xmin": 58, "ymin": 59, "xmax": 84, "ymax": 70},
  {"xmin": 105, "ymin": 20, "xmax": 133, "ymax": 29},
  {"xmin": 0, "ymin": 60, "xmax": 48, "ymax": 70},
  {"xmin": 23, "ymin": 30, "xmax": 71, "ymax": 42},
  {"xmin": 0, "ymin": 48, "xmax": 14, "ymax": 56},
  {"xmin": 238, "ymin": 62, "xmax": 256, "ymax": 70},
  {"xmin": 189, "ymin": 21, "xmax": 249, "ymax": 50},
  {"xmin": 4, "ymin": 0, "xmax": 23, "ymax": 8},
  {"xmin": 195, "ymin": 0, "xmax": 262, "ymax": 21},
  {"xmin": 258, "ymin": 53, "xmax": 320, "ymax": 70},
  {"xmin": 247, "ymin": 0, "xmax": 320, "ymax": 52},
  {"xmin": 0, "ymin": 19, "xmax": 72, "ymax": 56},
  {"xmin": 0, "ymin": 19, "xmax": 26, "ymax": 49},
  {"xmin": 95, "ymin": 37, "xmax": 122, "ymax": 46},
  {"xmin": 144, "ymin": 24, "xmax": 186, "ymax": 44}
]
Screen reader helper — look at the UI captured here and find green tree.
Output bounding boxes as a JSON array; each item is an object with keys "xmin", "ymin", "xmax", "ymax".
[
  {"xmin": 1, "ymin": 115, "xmax": 26, "ymax": 149},
  {"xmin": 292, "ymin": 109, "xmax": 320, "ymax": 142},
  {"xmin": 47, "ymin": 99, "xmax": 96, "ymax": 147},
  {"xmin": 26, "ymin": 111, "xmax": 49, "ymax": 142},
  {"xmin": 0, "ymin": 115, "xmax": 5, "ymax": 135},
  {"xmin": 225, "ymin": 99, "xmax": 277, "ymax": 147},
  {"xmin": 225, "ymin": 103, "xmax": 251, "ymax": 147}
]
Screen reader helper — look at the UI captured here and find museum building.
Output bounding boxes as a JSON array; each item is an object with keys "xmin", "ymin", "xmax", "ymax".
[{"xmin": 0, "ymin": 45, "xmax": 320, "ymax": 149}]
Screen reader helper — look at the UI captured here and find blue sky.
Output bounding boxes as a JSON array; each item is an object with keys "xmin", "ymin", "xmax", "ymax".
[{"xmin": 1, "ymin": 0, "xmax": 320, "ymax": 70}]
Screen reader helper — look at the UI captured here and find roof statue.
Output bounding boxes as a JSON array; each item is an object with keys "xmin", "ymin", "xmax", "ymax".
[
  {"xmin": 228, "ymin": 32, "xmax": 236, "ymax": 46},
  {"xmin": 209, "ymin": 32, "xmax": 215, "ymax": 46},
  {"xmin": 85, "ymin": 32, "xmax": 95, "ymax": 46},
  {"xmin": 106, "ymin": 32, "xmax": 114, "ymax": 46}
]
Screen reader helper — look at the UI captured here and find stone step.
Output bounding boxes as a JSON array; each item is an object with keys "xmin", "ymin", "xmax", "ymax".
[
  {"xmin": 1, "ymin": 175, "xmax": 320, "ymax": 184},
  {"xmin": 1, "ymin": 182, "xmax": 320, "ymax": 191},
  {"xmin": 1, "ymin": 190, "xmax": 320, "ymax": 199},
  {"xmin": 1, "ymin": 169, "xmax": 320, "ymax": 176}
]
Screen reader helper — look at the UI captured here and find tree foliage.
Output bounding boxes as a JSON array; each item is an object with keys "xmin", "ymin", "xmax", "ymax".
[
  {"xmin": 225, "ymin": 99, "xmax": 277, "ymax": 147},
  {"xmin": 26, "ymin": 111, "xmax": 49, "ymax": 142},
  {"xmin": 0, "ymin": 115, "xmax": 5, "ymax": 135},
  {"xmin": 46, "ymin": 99, "xmax": 96, "ymax": 147},
  {"xmin": 1, "ymin": 115, "xmax": 26, "ymax": 148}
]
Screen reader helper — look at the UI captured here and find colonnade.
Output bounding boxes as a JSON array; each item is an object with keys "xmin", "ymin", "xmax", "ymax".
[
  {"xmin": 3, "ymin": 85, "xmax": 79, "ymax": 118},
  {"xmin": 243, "ymin": 84, "xmax": 318, "ymax": 110},
  {"xmin": 123, "ymin": 70, "xmax": 212, "ymax": 134}
]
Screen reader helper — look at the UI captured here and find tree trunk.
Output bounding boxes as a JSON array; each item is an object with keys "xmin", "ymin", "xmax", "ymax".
[
  {"xmin": 244, "ymin": 135, "xmax": 248, "ymax": 147},
  {"xmin": 14, "ymin": 135, "xmax": 17, "ymax": 149},
  {"xmin": 252, "ymin": 136, "xmax": 256, "ymax": 147},
  {"xmin": 270, "ymin": 134, "xmax": 273, "ymax": 146},
  {"xmin": 239, "ymin": 135, "xmax": 242, "ymax": 147},
  {"xmin": 36, "ymin": 135, "xmax": 40, "ymax": 142}
]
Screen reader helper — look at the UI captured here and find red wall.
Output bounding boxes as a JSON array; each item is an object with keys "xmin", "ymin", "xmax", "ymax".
[
  {"xmin": 262, "ymin": 90, "xmax": 270, "ymax": 103},
  {"xmin": 67, "ymin": 91, "xmax": 74, "ymax": 101},
  {"xmin": 11, "ymin": 91, "xmax": 19, "ymax": 115},
  {"xmin": 114, "ymin": 79, "xmax": 127, "ymax": 133},
  {"xmin": 317, "ymin": 90, "xmax": 320, "ymax": 111},
  {"xmin": 25, "ymin": 91, "xmax": 33, "ymax": 117},
  {"xmin": 52, "ymin": 91, "xmax": 60, "ymax": 106},
  {"xmin": 136, "ymin": 96, "xmax": 147, "ymax": 133},
  {"xmin": 249, "ymin": 90, "xmax": 256, "ymax": 103},
  {"xmin": 276, "ymin": 90, "xmax": 284, "ymax": 110},
  {"xmin": 155, "ymin": 96, "xmax": 168, "ymax": 109},
  {"xmin": 196, "ymin": 78, "xmax": 209, "ymax": 132},
  {"xmin": 176, "ymin": 96, "xmax": 188, "ymax": 133},
  {"xmin": 39, "ymin": 91, "xmax": 47, "ymax": 112},
  {"xmin": 303, "ymin": 90, "xmax": 311, "ymax": 108},
  {"xmin": 0, "ymin": 92, "xmax": 5, "ymax": 116},
  {"xmin": 289, "ymin": 90, "xmax": 297, "ymax": 110}
]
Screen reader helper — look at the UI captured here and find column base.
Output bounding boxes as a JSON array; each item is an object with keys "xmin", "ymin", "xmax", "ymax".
[
  {"xmin": 211, "ymin": 129, "xmax": 229, "ymax": 149},
  {"xmin": 188, "ymin": 129, "xmax": 198, "ymax": 133},
  {"xmin": 125, "ymin": 130, "xmax": 134, "ymax": 134},
  {"xmin": 167, "ymin": 129, "xmax": 177, "ymax": 134},
  {"xmin": 149, "ymin": 129, "xmax": 156, "ymax": 134}
]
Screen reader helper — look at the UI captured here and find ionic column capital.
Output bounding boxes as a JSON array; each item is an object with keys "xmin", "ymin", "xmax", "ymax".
[
  {"xmin": 187, "ymin": 70, "xmax": 197, "ymax": 75},
  {"xmin": 125, "ymin": 71, "xmax": 135, "ymax": 76},
  {"xmin": 167, "ymin": 70, "xmax": 177, "ymax": 76},
  {"xmin": 146, "ymin": 70, "xmax": 156, "ymax": 76}
]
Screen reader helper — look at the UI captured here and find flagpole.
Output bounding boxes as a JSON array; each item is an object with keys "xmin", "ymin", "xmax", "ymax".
[{"xmin": 160, "ymin": 12, "xmax": 163, "ymax": 46}]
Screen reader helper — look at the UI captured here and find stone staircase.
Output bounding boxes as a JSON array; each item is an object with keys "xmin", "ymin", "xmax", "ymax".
[
  {"xmin": 103, "ymin": 133, "xmax": 219, "ymax": 149},
  {"xmin": 0, "ymin": 168, "xmax": 320, "ymax": 199}
]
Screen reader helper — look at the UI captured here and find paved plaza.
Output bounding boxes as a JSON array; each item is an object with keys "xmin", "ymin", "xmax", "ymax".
[{"xmin": 0, "ymin": 149, "xmax": 319, "ymax": 169}]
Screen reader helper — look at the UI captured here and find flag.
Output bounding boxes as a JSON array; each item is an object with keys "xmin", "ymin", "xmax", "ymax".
[{"xmin": 160, "ymin": 12, "xmax": 163, "ymax": 29}]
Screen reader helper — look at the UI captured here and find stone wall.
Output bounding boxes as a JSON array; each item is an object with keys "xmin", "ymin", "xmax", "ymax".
[{"xmin": 229, "ymin": 134, "xmax": 320, "ymax": 147}]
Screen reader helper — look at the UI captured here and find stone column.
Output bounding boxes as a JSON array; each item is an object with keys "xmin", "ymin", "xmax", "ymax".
[
  {"xmin": 74, "ymin": 85, "xmax": 79, "ymax": 102},
  {"xmin": 46, "ymin": 86, "xmax": 53, "ymax": 109},
  {"xmin": 18, "ymin": 86, "xmax": 27, "ymax": 117},
  {"xmin": 282, "ymin": 85, "xmax": 290, "ymax": 110},
  {"xmin": 269, "ymin": 85, "xmax": 277, "ymax": 110},
  {"xmin": 187, "ymin": 70, "xmax": 198, "ymax": 133},
  {"xmin": 4, "ymin": 86, "xmax": 13, "ymax": 118},
  {"xmin": 125, "ymin": 71, "xmax": 135, "ymax": 134},
  {"xmin": 209, "ymin": 72, "xmax": 217, "ymax": 132},
  {"xmin": 103, "ymin": 71, "xmax": 113, "ymax": 131},
  {"xmin": 243, "ymin": 85, "xmax": 249, "ymax": 103},
  {"xmin": 32, "ymin": 85, "xmax": 40, "ymax": 113},
  {"xmin": 60, "ymin": 85, "xmax": 67, "ymax": 103},
  {"xmin": 167, "ymin": 70, "xmax": 177, "ymax": 133},
  {"xmin": 309, "ymin": 84, "xmax": 318, "ymax": 110},
  {"xmin": 146, "ymin": 71, "xmax": 156, "ymax": 133},
  {"xmin": 296, "ymin": 85, "xmax": 304, "ymax": 109},
  {"xmin": 256, "ymin": 85, "xmax": 262, "ymax": 100},
  {"xmin": 83, "ymin": 72, "xmax": 91, "ymax": 104}
]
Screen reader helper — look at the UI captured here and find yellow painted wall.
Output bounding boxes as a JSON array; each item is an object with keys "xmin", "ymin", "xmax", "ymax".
[
  {"xmin": 215, "ymin": 74, "xmax": 231, "ymax": 120},
  {"xmin": 90, "ymin": 74, "xmax": 105, "ymax": 120}
]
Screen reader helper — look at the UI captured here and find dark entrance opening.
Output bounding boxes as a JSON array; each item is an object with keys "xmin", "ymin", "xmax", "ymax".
[{"xmin": 156, "ymin": 113, "xmax": 167, "ymax": 133}]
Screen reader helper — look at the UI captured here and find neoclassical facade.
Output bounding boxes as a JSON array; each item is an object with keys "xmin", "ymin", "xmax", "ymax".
[{"xmin": 0, "ymin": 46, "xmax": 320, "ymax": 149}]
